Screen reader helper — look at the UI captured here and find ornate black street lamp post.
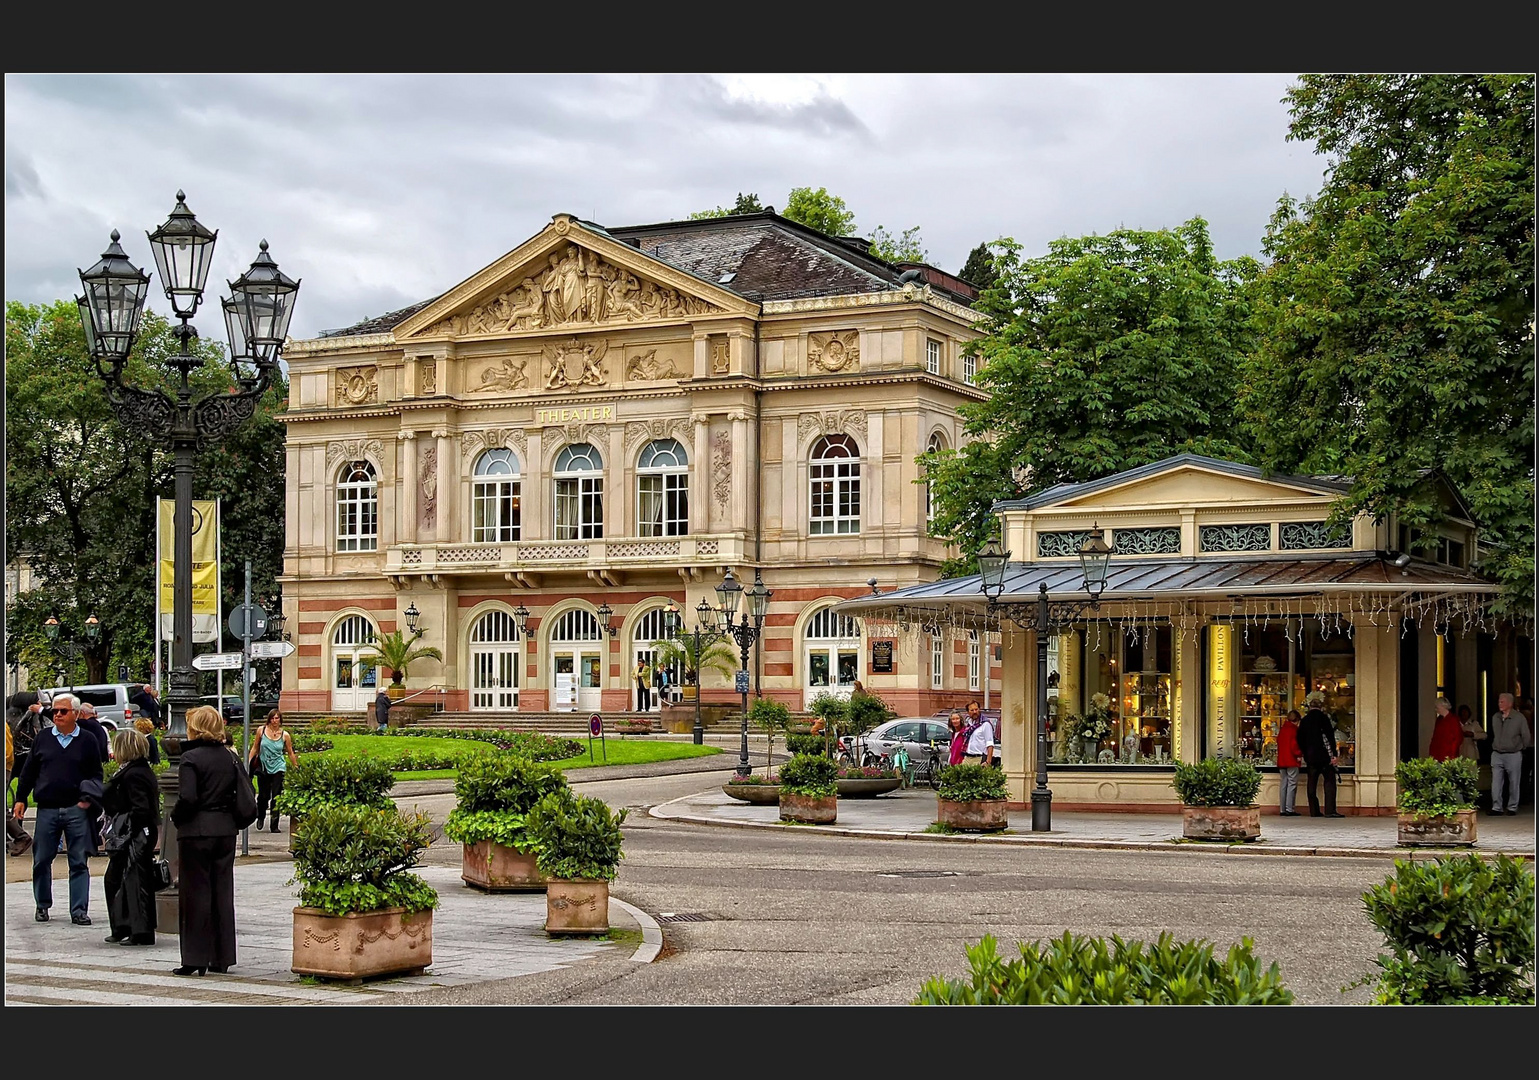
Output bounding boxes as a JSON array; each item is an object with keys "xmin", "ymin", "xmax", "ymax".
[
  {"xmin": 978, "ymin": 525, "xmax": 1111, "ymax": 832},
  {"xmin": 43, "ymin": 614, "xmax": 100, "ymax": 687},
  {"xmin": 77, "ymin": 193, "xmax": 298, "ymax": 920},
  {"xmin": 709, "ymin": 569, "xmax": 772, "ymax": 778}
]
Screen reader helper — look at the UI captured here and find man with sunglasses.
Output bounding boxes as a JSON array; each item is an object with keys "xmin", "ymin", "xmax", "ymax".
[{"xmin": 12, "ymin": 693, "xmax": 103, "ymax": 925}]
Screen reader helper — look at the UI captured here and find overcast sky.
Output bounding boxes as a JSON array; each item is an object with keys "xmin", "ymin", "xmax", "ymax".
[{"xmin": 5, "ymin": 73, "xmax": 1327, "ymax": 341}]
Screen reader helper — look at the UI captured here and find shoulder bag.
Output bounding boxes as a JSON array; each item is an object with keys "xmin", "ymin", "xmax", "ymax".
[{"xmin": 231, "ymin": 756, "xmax": 259, "ymax": 830}]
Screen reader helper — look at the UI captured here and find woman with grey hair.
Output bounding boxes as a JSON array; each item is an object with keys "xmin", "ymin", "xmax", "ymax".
[{"xmin": 102, "ymin": 728, "xmax": 159, "ymax": 946}]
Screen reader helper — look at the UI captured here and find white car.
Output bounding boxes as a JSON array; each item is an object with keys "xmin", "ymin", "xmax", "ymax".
[{"xmin": 41, "ymin": 683, "xmax": 138, "ymax": 731}]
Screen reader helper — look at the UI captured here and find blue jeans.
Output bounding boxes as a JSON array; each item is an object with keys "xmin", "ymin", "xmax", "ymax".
[{"xmin": 33, "ymin": 806, "xmax": 93, "ymax": 918}]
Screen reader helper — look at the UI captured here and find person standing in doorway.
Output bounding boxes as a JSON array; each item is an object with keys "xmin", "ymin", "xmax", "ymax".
[
  {"xmin": 1428, "ymin": 697, "xmax": 1464, "ymax": 761},
  {"xmin": 248, "ymin": 710, "xmax": 300, "ymax": 833},
  {"xmin": 12, "ymin": 693, "xmax": 101, "ymax": 924},
  {"xmin": 1276, "ymin": 709, "xmax": 1303, "ymax": 816},
  {"xmin": 1488, "ymin": 692, "xmax": 1532, "ymax": 815},
  {"xmin": 633, "ymin": 659, "xmax": 652, "ymax": 712},
  {"xmin": 1297, "ymin": 695, "xmax": 1343, "ymax": 817},
  {"xmin": 373, "ymin": 687, "xmax": 391, "ymax": 735}
]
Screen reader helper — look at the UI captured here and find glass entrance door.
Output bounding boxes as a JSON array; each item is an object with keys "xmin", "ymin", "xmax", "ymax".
[
  {"xmin": 471, "ymin": 647, "xmax": 519, "ymax": 710},
  {"xmin": 805, "ymin": 646, "xmax": 859, "ymax": 708},
  {"xmin": 552, "ymin": 650, "xmax": 603, "ymax": 712},
  {"xmin": 579, "ymin": 652, "xmax": 602, "ymax": 712},
  {"xmin": 332, "ymin": 649, "xmax": 376, "ymax": 712}
]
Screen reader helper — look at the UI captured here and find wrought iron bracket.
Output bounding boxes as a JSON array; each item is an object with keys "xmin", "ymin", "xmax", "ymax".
[{"xmin": 985, "ymin": 597, "xmax": 1098, "ymax": 632}]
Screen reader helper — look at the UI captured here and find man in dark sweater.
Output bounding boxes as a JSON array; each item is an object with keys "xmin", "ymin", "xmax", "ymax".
[
  {"xmin": 12, "ymin": 693, "xmax": 103, "ymax": 924},
  {"xmin": 1296, "ymin": 702, "xmax": 1344, "ymax": 818}
]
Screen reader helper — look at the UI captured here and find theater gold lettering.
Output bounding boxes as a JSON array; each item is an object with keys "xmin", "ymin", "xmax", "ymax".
[{"xmin": 536, "ymin": 405, "xmax": 615, "ymax": 425}]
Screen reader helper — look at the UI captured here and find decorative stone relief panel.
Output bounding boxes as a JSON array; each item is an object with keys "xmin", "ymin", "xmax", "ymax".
[
  {"xmin": 419, "ymin": 361, "xmax": 437, "ymax": 396},
  {"xmin": 543, "ymin": 423, "xmax": 609, "ymax": 454},
  {"xmin": 325, "ymin": 439, "xmax": 384, "ymax": 470},
  {"xmin": 470, "ymin": 355, "xmax": 530, "ymax": 393},
  {"xmin": 710, "ymin": 335, "xmax": 730, "ymax": 375},
  {"xmin": 1112, "ymin": 527, "xmax": 1182, "ymax": 555},
  {"xmin": 1279, "ymin": 521, "xmax": 1350, "ymax": 550},
  {"xmin": 1037, "ymin": 531, "xmax": 1090, "ymax": 558},
  {"xmin": 797, "ymin": 409, "xmax": 868, "ymax": 447},
  {"xmin": 461, "ymin": 427, "xmax": 529, "ymax": 464},
  {"xmin": 807, "ymin": 331, "xmax": 860, "ymax": 373},
  {"xmin": 626, "ymin": 348, "xmax": 679, "ymax": 381},
  {"xmin": 334, "ymin": 366, "xmax": 379, "ymax": 406},
  {"xmin": 712, "ymin": 429, "xmax": 732, "ymax": 510},
  {"xmin": 624, "ymin": 418, "xmax": 693, "ymax": 453},
  {"xmin": 426, "ymin": 243, "xmax": 716, "ymax": 336},
  {"xmin": 420, "ymin": 444, "xmax": 438, "ymax": 532},
  {"xmin": 1199, "ymin": 523, "xmax": 1271, "ymax": 553},
  {"xmin": 543, "ymin": 338, "xmax": 608, "ymax": 392}
]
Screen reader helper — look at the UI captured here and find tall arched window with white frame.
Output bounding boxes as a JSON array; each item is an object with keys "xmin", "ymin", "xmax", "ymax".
[
  {"xmin": 336, "ymin": 460, "xmax": 378, "ymax": 552},
  {"xmin": 930, "ymin": 630, "xmax": 945, "ymax": 689},
  {"xmin": 924, "ymin": 432, "xmax": 944, "ymax": 528},
  {"xmin": 809, "ymin": 434, "xmax": 861, "ymax": 535},
  {"xmin": 804, "ymin": 605, "xmax": 861, "ymax": 709},
  {"xmin": 638, "ymin": 439, "xmax": 689, "ymax": 537},
  {"xmin": 968, "ymin": 630, "xmax": 981, "ymax": 691},
  {"xmin": 554, "ymin": 443, "xmax": 604, "ymax": 540},
  {"xmin": 472, "ymin": 448, "xmax": 522, "ymax": 543}
]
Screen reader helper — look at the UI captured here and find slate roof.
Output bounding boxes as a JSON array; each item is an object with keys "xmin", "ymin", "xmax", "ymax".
[
  {"xmin": 995, "ymin": 454, "xmax": 1354, "ymax": 513},
  {"xmin": 315, "ymin": 212, "xmax": 972, "ymax": 338}
]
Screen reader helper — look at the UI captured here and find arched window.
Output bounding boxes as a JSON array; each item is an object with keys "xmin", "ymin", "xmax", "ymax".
[
  {"xmin": 554, "ymin": 443, "xmax": 604, "ymax": 540},
  {"xmin": 924, "ymin": 432, "xmax": 944, "ymax": 527},
  {"xmin": 469, "ymin": 608, "xmax": 520, "ymax": 710},
  {"xmin": 631, "ymin": 605, "xmax": 682, "ymax": 709},
  {"xmin": 472, "ymin": 448, "xmax": 522, "ymax": 543},
  {"xmin": 332, "ymin": 614, "xmax": 377, "ymax": 647},
  {"xmin": 638, "ymin": 439, "xmax": 689, "ymax": 537},
  {"xmin": 330, "ymin": 614, "xmax": 378, "ymax": 711},
  {"xmin": 805, "ymin": 604, "xmax": 861, "ymax": 706},
  {"xmin": 549, "ymin": 607, "xmax": 604, "ymax": 643},
  {"xmin": 336, "ymin": 460, "xmax": 378, "ymax": 552},
  {"xmin": 809, "ymin": 434, "xmax": 860, "ymax": 535}
]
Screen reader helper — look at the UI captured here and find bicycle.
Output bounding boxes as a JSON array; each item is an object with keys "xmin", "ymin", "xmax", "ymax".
[{"xmin": 908, "ymin": 739, "xmax": 947, "ymax": 790}]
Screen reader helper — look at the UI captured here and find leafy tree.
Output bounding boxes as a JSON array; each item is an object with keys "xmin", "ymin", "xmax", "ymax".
[
  {"xmin": 782, "ymin": 186, "xmax": 857, "ymax": 237},
  {"xmin": 689, "ymin": 192, "xmax": 767, "ymax": 219},
  {"xmin": 919, "ymin": 219, "xmax": 1257, "ymax": 574},
  {"xmin": 869, "ymin": 225, "xmax": 928, "ymax": 263},
  {"xmin": 1240, "ymin": 74, "xmax": 1535, "ymax": 614},
  {"xmin": 958, "ymin": 242, "xmax": 1002, "ymax": 291}
]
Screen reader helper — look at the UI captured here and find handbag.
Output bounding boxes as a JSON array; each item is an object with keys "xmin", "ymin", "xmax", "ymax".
[
  {"xmin": 102, "ymin": 810, "xmax": 135, "ymax": 854},
  {"xmin": 151, "ymin": 857, "xmax": 172, "ymax": 891},
  {"xmin": 231, "ymin": 757, "xmax": 259, "ymax": 829}
]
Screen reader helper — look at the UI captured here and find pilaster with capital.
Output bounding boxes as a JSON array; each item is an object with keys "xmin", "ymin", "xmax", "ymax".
[
  {"xmin": 729, "ymin": 410, "xmax": 749, "ymax": 537},
  {"xmin": 434, "ymin": 429, "xmax": 456, "ymax": 544},
  {"xmin": 691, "ymin": 416, "xmax": 711, "ymax": 535},
  {"xmin": 398, "ymin": 431, "xmax": 419, "ymax": 544}
]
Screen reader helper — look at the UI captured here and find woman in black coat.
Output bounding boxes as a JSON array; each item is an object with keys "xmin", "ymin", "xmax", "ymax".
[
  {"xmin": 169, "ymin": 706, "xmax": 249, "ymax": 976},
  {"xmin": 102, "ymin": 729, "xmax": 160, "ymax": 946}
]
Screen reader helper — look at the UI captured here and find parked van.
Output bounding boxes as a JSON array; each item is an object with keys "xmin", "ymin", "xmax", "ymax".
[{"xmin": 41, "ymin": 683, "xmax": 138, "ymax": 731}]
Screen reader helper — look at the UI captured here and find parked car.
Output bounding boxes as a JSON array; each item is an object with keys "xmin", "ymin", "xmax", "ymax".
[
  {"xmin": 859, "ymin": 717, "xmax": 957, "ymax": 765},
  {"xmin": 40, "ymin": 683, "xmax": 137, "ymax": 731}
]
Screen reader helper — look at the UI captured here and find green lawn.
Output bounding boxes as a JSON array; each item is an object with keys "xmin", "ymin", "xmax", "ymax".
[{"xmin": 308, "ymin": 732, "xmax": 720, "ymax": 780}]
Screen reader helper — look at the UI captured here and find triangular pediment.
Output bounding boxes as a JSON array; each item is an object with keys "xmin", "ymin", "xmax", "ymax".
[
  {"xmin": 393, "ymin": 214, "xmax": 756, "ymax": 341},
  {"xmin": 1051, "ymin": 464, "xmax": 1339, "ymax": 511}
]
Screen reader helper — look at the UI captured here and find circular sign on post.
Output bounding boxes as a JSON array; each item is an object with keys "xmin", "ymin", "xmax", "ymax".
[
  {"xmin": 228, "ymin": 603, "xmax": 268, "ymax": 640},
  {"xmin": 589, "ymin": 713, "xmax": 603, "ymax": 736}
]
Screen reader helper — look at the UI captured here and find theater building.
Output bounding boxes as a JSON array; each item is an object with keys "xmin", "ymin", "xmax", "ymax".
[
  {"xmin": 838, "ymin": 455, "xmax": 1532, "ymax": 813},
  {"xmin": 277, "ymin": 210, "xmax": 998, "ymax": 716}
]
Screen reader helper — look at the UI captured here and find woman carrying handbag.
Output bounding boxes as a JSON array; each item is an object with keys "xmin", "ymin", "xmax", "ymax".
[
  {"xmin": 248, "ymin": 710, "xmax": 300, "ymax": 834},
  {"xmin": 102, "ymin": 728, "xmax": 160, "ymax": 946}
]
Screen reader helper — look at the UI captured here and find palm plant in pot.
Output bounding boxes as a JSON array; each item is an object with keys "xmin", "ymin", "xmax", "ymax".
[
  {"xmin": 778, "ymin": 752, "xmax": 838, "ymax": 824},
  {"xmin": 651, "ymin": 634, "xmax": 737, "ymax": 704},
  {"xmin": 936, "ymin": 762, "xmax": 1009, "ymax": 831},
  {"xmin": 524, "ymin": 788, "xmax": 628, "ymax": 935},
  {"xmin": 444, "ymin": 754, "xmax": 569, "ymax": 891},
  {"xmin": 360, "ymin": 628, "xmax": 444, "ymax": 702},
  {"xmin": 289, "ymin": 803, "xmax": 439, "ymax": 980},
  {"xmin": 1172, "ymin": 757, "xmax": 1263, "ymax": 841},
  {"xmin": 1395, "ymin": 757, "xmax": 1479, "ymax": 846}
]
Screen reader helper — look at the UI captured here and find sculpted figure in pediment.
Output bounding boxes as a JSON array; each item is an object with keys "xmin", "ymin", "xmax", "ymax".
[{"xmin": 473, "ymin": 356, "xmax": 529, "ymax": 393}]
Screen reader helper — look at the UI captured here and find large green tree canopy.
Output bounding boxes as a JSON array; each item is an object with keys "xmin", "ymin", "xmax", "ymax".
[
  {"xmin": 1241, "ymin": 74, "xmax": 1535, "ymax": 613},
  {"xmin": 920, "ymin": 219, "xmax": 1258, "ymax": 573}
]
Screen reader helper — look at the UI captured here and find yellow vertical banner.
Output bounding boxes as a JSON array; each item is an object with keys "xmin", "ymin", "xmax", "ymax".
[{"xmin": 157, "ymin": 498, "xmax": 220, "ymax": 643}]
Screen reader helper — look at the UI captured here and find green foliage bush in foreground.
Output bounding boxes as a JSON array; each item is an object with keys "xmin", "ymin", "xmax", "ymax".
[
  {"xmin": 381, "ymin": 727, "xmax": 583, "ymax": 761},
  {"xmin": 914, "ymin": 932, "xmax": 1294, "ymax": 1004},
  {"xmin": 443, "ymin": 754, "xmax": 569, "ymax": 853},
  {"xmin": 777, "ymin": 752, "xmax": 838, "ymax": 797},
  {"xmin": 523, "ymin": 789, "xmax": 628, "ymax": 881},
  {"xmin": 1356, "ymin": 854, "xmax": 1535, "ymax": 1004},
  {"xmin": 785, "ymin": 733, "xmax": 829, "ymax": 756},
  {"xmin": 937, "ymin": 763, "xmax": 1008, "ymax": 802},
  {"xmin": 1172, "ymin": 757, "xmax": 1262, "ymax": 807},
  {"xmin": 274, "ymin": 754, "xmax": 396, "ymax": 818},
  {"xmin": 289, "ymin": 804, "xmax": 439, "ymax": 916},
  {"xmin": 1395, "ymin": 757, "xmax": 1480, "ymax": 818}
]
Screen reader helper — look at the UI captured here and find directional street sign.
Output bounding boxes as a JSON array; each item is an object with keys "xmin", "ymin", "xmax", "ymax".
[
  {"xmin": 192, "ymin": 652, "xmax": 245, "ymax": 671},
  {"xmin": 248, "ymin": 640, "xmax": 296, "ymax": 660}
]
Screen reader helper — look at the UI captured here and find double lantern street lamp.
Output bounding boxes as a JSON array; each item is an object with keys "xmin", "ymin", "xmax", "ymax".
[
  {"xmin": 77, "ymin": 192, "xmax": 299, "ymax": 916},
  {"xmin": 662, "ymin": 570, "xmax": 771, "ymax": 770},
  {"xmin": 43, "ymin": 614, "xmax": 101, "ymax": 685},
  {"xmin": 977, "ymin": 524, "xmax": 1112, "ymax": 833}
]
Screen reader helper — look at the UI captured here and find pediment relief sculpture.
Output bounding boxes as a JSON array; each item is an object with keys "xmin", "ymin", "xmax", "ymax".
[
  {"xmin": 624, "ymin": 417, "xmax": 693, "ymax": 452},
  {"xmin": 798, "ymin": 409, "xmax": 868, "ymax": 445},
  {"xmin": 334, "ymin": 365, "xmax": 379, "ymax": 406},
  {"xmin": 325, "ymin": 438, "xmax": 384, "ymax": 469},
  {"xmin": 808, "ymin": 331, "xmax": 860, "ymax": 373},
  {"xmin": 461, "ymin": 427, "xmax": 529, "ymax": 462},
  {"xmin": 544, "ymin": 337, "xmax": 608, "ymax": 392},
  {"xmin": 626, "ymin": 349, "xmax": 679, "ymax": 381},
  {"xmin": 426, "ymin": 244, "xmax": 717, "ymax": 337},
  {"xmin": 472, "ymin": 355, "xmax": 531, "ymax": 393}
]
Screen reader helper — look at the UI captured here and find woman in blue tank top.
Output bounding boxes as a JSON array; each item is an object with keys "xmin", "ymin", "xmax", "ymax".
[{"xmin": 246, "ymin": 710, "xmax": 300, "ymax": 834}]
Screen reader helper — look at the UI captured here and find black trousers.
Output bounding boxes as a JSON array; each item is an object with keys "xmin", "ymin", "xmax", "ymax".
[
  {"xmin": 255, "ymin": 771, "xmax": 286, "ymax": 827},
  {"xmin": 1305, "ymin": 763, "xmax": 1337, "ymax": 816},
  {"xmin": 636, "ymin": 682, "xmax": 651, "ymax": 710},
  {"xmin": 178, "ymin": 835, "xmax": 237, "ymax": 969}
]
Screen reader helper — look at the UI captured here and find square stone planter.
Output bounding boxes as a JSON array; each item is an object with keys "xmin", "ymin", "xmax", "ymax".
[
  {"xmin": 545, "ymin": 879, "xmax": 610, "ymax": 935},
  {"xmin": 1181, "ymin": 805, "xmax": 1261, "ymax": 841},
  {"xmin": 462, "ymin": 840, "xmax": 546, "ymax": 891},
  {"xmin": 936, "ymin": 798, "xmax": 1008, "ymax": 832},
  {"xmin": 779, "ymin": 792, "xmax": 837, "ymax": 824},
  {"xmin": 1397, "ymin": 809, "xmax": 1477, "ymax": 846},
  {"xmin": 291, "ymin": 906, "xmax": 433, "ymax": 980}
]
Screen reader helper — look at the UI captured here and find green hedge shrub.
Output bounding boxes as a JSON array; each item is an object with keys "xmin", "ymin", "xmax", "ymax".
[
  {"xmin": 274, "ymin": 753, "xmax": 396, "ymax": 818},
  {"xmin": 914, "ymin": 932, "xmax": 1294, "ymax": 1004},
  {"xmin": 937, "ymin": 762, "xmax": 1008, "ymax": 802},
  {"xmin": 381, "ymin": 727, "xmax": 582, "ymax": 761},
  {"xmin": 786, "ymin": 733, "xmax": 830, "ymax": 756},
  {"xmin": 1396, "ymin": 757, "xmax": 1479, "ymax": 817},
  {"xmin": 778, "ymin": 752, "xmax": 838, "ymax": 797},
  {"xmin": 1357, "ymin": 853, "xmax": 1534, "ymax": 1004},
  {"xmin": 524, "ymin": 789, "xmax": 628, "ymax": 881},
  {"xmin": 289, "ymin": 803, "xmax": 438, "ymax": 916},
  {"xmin": 1172, "ymin": 757, "xmax": 1262, "ymax": 807},
  {"xmin": 444, "ymin": 754, "xmax": 569, "ymax": 852}
]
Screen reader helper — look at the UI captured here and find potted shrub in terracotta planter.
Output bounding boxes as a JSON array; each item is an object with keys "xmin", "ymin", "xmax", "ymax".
[
  {"xmin": 290, "ymin": 803, "xmax": 439, "ymax": 981},
  {"xmin": 524, "ymin": 789, "xmax": 628, "ymax": 935},
  {"xmin": 1395, "ymin": 757, "xmax": 1479, "ymax": 847},
  {"xmin": 836, "ymin": 763, "xmax": 903, "ymax": 798},
  {"xmin": 274, "ymin": 753, "xmax": 396, "ymax": 853},
  {"xmin": 936, "ymin": 763, "xmax": 1009, "ymax": 831},
  {"xmin": 723, "ymin": 773, "xmax": 781, "ymax": 804},
  {"xmin": 444, "ymin": 754, "xmax": 568, "ymax": 891},
  {"xmin": 778, "ymin": 752, "xmax": 838, "ymax": 824},
  {"xmin": 1173, "ymin": 758, "xmax": 1262, "ymax": 841}
]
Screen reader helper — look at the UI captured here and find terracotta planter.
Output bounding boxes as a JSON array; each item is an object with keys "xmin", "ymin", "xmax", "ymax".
[
  {"xmin": 779, "ymin": 791, "xmax": 837, "ymax": 824},
  {"xmin": 1397, "ymin": 809, "xmax": 1478, "ymax": 847},
  {"xmin": 936, "ymin": 798, "xmax": 1009, "ymax": 832},
  {"xmin": 545, "ymin": 879, "xmax": 610, "ymax": 935},
  {"xmin": 462, "ymin": 840, "xmax": 546, "ymax": 891},
  {"xmin": 723, "ymin": 783, "xmax": 781, "ymax": 805},
  {"xmin": 291, "ymin": 906, "xmax": 433, "ymax": 980},
  {"xmin": 836, "ymin": 777, "xmax": 903, "ymax": 798},
  {"xmin": 1182, "ymin": 805, "xmax": 1261, "ymax": 841}
]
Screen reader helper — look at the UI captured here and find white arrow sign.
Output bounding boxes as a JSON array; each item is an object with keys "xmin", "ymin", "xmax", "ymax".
[
  {"xmin": 248, "ymin": 640, "xmax": 296, "ymax": 659},
  {"xmin": 191, "ymin": 652, "xmax": 245, "ymax": 671}
]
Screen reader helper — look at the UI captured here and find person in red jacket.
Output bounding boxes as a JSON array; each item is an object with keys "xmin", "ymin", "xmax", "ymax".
[
  {"xmin": 1428, "ymin": 697, "xmax": 1464, "ymax": 761},
  {"xmin": 1276, "ymin": 709, "xmax": 1304, "ymax": 816}
]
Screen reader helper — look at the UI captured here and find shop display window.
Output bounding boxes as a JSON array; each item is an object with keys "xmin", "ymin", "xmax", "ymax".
[{"xmin": 1049, "ymin": 625, "xmax": 1179, "ymax": 766}]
